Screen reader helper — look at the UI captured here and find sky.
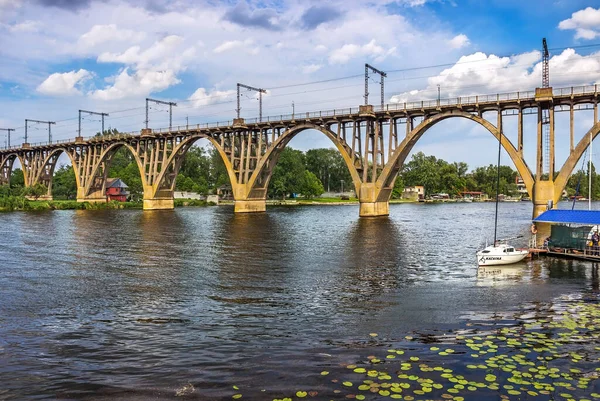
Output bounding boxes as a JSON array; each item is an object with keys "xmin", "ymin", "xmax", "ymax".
[{"xmin": 2, "ymin": 0, "xmax": 600, "ymax": 173}]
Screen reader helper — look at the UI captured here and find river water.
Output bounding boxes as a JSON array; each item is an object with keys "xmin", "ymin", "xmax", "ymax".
[{"xmin": 0, "ymin": 203, "xmax": 599, "ymax": 400}]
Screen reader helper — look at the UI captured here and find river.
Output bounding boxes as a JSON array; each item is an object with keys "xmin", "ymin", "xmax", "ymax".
[{"xmin": 1, "ymin": 202, "xmax": 599, "ymax": 400}]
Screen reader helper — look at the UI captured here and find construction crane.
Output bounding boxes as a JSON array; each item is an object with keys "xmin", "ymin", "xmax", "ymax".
[
  {"xmin": 542, "ymin": 38, "xmax": 549, "ymax": 88},
  {"xmin": 541, "ymin": 38, "xmax": 551, "ymax": 178}
]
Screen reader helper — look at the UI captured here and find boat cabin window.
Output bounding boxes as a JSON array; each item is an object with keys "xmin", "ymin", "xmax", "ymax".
[
  {"xmin": 505, "ymin": 248, "xmax": 515, "ymax": 252},
  {"xmin": 481, "ymin": 250, "xmax": 490, "ymax": 253}
]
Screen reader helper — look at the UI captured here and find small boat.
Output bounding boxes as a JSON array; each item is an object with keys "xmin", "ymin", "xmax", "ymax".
[{"xmin": 477, "ymin": 243, "xmax": 529, "ymax": 266}]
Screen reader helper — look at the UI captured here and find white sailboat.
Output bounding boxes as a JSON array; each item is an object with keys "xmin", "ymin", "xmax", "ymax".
[
  {"xmin": 477, "ymin": 242, "xmax": 528, "ymax": 266},
  {"xmin": 476, "ymin": 131, "xmax": 528, "ymax": 266}
]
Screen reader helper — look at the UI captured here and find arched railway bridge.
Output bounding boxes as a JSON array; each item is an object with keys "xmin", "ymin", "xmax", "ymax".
[{"xmin": 1, "ymin": 85, "xmax": 599, "ymax": 218}]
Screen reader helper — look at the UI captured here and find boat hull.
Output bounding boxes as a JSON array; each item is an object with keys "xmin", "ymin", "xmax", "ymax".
[{"xmin": 476, "ymin": 251, "xmax": 528, "ymax": 266}]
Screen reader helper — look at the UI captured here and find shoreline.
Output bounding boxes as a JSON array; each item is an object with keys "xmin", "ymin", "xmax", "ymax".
[{"xmin": 0, "ymin": 198, "xmax": 215, "ymax": 212}]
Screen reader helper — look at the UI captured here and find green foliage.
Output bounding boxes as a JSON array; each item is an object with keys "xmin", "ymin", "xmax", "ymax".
[
  {"xmin": 400, "ymin": 152, "xmax": 518, "ymax": 197},
  {"xmin": 22, "ymin": 183, "xmax": 48, "ymax": 199},
  {"xmin": 299, "ymin": 170, "xmax": 325, "ymax": 198},
  {"xmin": 391, "ymin": 176, "xmax": 405, "ymax": 199},
  {"xmin": 10, "ymin": 168, "xmax": 24, "ymax": 189},
  {"xmin": 470, "ymin": 164, "xmax": 517, "ymax": 196},
  {"xmin": 565, "ymin": 162, "xmax": 600, "ymax": 200},
  {"xmin": 304, "ymin": 148, "xmax": 352, "ymax": 192},
  {"xmin": 52, "ymin": 165, "xmax": 77, "ymax": 199},
  {"xmin": 269, "ymin": 148, "xmax": 308, "ymax": 199}
]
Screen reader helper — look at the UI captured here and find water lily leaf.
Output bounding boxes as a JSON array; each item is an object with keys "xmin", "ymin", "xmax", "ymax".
[
  {"xmin": 296, "ymin": 391, "xmax": 307, "ymax": 398},
  {"xmin": 320, "ymin": 371, "xmax": 329, "ymax": 376},
  {"xmin": 232, "ymin": 395, "xmax": 242, "ymax": 399}
]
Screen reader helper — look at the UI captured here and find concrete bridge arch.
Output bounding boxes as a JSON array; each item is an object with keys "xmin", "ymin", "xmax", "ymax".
[
  {"xmin": 244, "ymin": 123, "xmax": 363, "ymax": 202},
  {"xmin": 376, "ymin": 111, "xmax": 535, "ymax": 203}
]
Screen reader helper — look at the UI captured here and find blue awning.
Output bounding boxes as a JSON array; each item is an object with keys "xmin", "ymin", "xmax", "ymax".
[{"xmin": 533, "ymin": 209, "xmax": 600, "ymax": 225}]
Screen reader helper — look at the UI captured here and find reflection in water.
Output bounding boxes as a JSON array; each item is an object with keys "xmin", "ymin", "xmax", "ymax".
[
  {"xmin": 1, "ymin": 203, "xmax": 600, "ymax": 399},
  {"xmin": 476, "ymin": 264, "xmax": 526, "ymax": 281},
  {"xmin": 341, "ymin": 217, "xmax": 402, "ymax": 297}
]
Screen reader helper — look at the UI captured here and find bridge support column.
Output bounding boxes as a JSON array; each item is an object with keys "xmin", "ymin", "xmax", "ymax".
[
  {"xmin": 143, "ymin": 187, "xmax": 174, "ymax": 210},
  {"xmin": 76, "ymin": 187, "xmax": 107, "ymax": 203},
  {"xmin": 359, "ymin": 183, "xmax": 389, "ymax": 217},
  {"xmin": 532, "ymin": 180, "xmax": 557, "ymax": 219},
  {"xmin": 234, "ymin": 199, "xmax": 266, "ymax": 213},
  {"xmin": 232, "ymin": 183, "xmax": 266, "ymax": 213}
]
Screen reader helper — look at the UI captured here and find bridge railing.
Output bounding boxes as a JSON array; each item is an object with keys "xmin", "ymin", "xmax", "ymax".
[
  {"xmin": 3, "ymin": 85, "xmax": 600, "ymax": 151},
  {"xmin": 554, "ymin": 85, "xmax": 598, "ymax": 96}
]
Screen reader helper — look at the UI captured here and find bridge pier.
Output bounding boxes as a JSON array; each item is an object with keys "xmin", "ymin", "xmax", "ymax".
[
  {"xmin": 359, "ymin": 201, "xmax": 389, "ymax": 217},
  {"xmin": 76, "ymin": 187, "xmax": 107, "ymax": 204},
  {"xmin": 234, "ymin": 199, "xmax": 266, "ymax": 213},
  {"xmin": 143, "ymin": 188, "xmax": 174, "ymax": 210},
  {"xmin": 231, "ymin": 183, "xmax": 266, "ymax": 213},
  {"xmin": 358, "ymin": 184, "xmax": 389, "ymax": 217},
  {"xmin": 532, "ymin": 180, "xmax": 559, "ymax": 219}
]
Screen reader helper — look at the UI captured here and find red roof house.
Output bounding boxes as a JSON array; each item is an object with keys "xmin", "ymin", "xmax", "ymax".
[{"xmin": 106, "ymin": 178, "xmax": 129, "ymax": 202}]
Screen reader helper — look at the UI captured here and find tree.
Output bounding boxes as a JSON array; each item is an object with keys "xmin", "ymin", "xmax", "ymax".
[
  {"xmin": 23, "ymin": 183, "xmax": 48, "ymax": 199},
  {"xmin": 391, "ymin": 175, "xmax": 405, "ymax": 199},
  {"xmin": 305, "ymin": 148, "xmax": 352, "ymax": 192},
  {"xmin": 299, "ymin": 170, "xmax": 324, "ymax": 198},
  {"xmin": 268, "ymin": 148, "xmax": 306, "ymax": 198},
  {"xmin": 210, "ymin": 147, "xmax": 230, "ymax": 189},
  {"xmin": 10, "ymin": 168, "xmax": 24, "ymax": 188},
  {"xmin": 53, "ymin": 165, "xmax": 77, "ymax": 199}
]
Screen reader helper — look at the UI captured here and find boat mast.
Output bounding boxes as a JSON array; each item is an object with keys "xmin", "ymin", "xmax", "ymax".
[
  {"xmin": 590, "ymin": 128, "xmax": 593, "ymax": 210},
  {"xmin": 494, "ymin": 131, "xmax": 501, "ymax": 245}
]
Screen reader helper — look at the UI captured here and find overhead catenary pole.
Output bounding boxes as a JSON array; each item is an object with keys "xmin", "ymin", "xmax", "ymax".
[
  {"xmin": 79, "ymin": 110, "xmax": 109, "ymax": 137},
  {"xmin": 25, "ymin": 119, "xmax": 55, "ymax": 144},
  {"xmin": 0, "ymin": 128, "xmax": 14, "ymax": 148},
  {"xmin": 146, "ymin": 98, "xmax": 177, "ymax": 130},
  {"xmin": 237, "ymin": 83, "xmax": 267, "ymax": 121},
  {"xmin": 364, "ymin": 63, "xmax": 387, "ymax": 107}
]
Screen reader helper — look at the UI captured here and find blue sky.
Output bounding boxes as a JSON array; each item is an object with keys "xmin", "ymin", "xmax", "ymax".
[{"xmin": 2, "ymin": 0, "xmax": 600, "ymax": 172}]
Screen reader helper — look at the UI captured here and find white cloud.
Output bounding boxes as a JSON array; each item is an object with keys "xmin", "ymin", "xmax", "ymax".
[
  {"xmin": 558, "ymin": 7, "xmax": 600, "ymax": 40},
  {"xmin": 98, "ymin": 35, "xmax": 186, "ymax": 69},
  {"xmin": 448, "ymin": 34, "xmax": 469, "ymax": 49},
  {"xmin": 314, "ymin": 44, "xmax": 328, "ymax": 52},
  {"xmin": 302, "ymin": 64, "xmax": 322, "ymax": 74},
  {"xmin": 90, "ymin": 68, "xmax": 180, "ymax": 100},
  {"xmin": 329, "ymin": 39, "xmax": 391, "ymax": 64},
  {"xmin": 36, "ymin": 69, "xmax": 91, "ymax": 96},
  {"xmin": 7, "ymin": 20, "xmax": 40, "ymax": 33},
  {"xmin": 188, "ymin": 88, "xmax": 236, "ymax": 107},
  {"xmin": 78, "ymin": 24, "xmax": 146, "ymax": 49},
  {"xmin": 389, "ymin": 49, "xmax": 600, "ymax": 103},
  {"xmin": 93, "ymin": 35, "xmax": 194, "ymax": 99},
  {"xmin": 213, "ymin": 39, "xmax": 255, "ymax": 54}
]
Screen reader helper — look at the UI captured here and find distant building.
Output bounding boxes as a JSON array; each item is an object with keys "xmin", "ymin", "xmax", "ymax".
[
  {"xmin": 515, "ymin": 176, "xmax": 528, "ymax": 195},
  {"xmin": 461, "ymin": 191, "xmax": 485, "ymax": 200},
  {"xmin": 402, "ymin": 185, "xmax": 425, "ymax": 201},
  {"xmin": 174, "ymin": 191, "xmax": 203, "ymax": 200},
  {"xmin": 217, "ymin": 184, "xmax": 233, "ymax": 200},
  {"xmin": 106, "ymin": 178, "xmax": 129, "ymax": 202}
]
